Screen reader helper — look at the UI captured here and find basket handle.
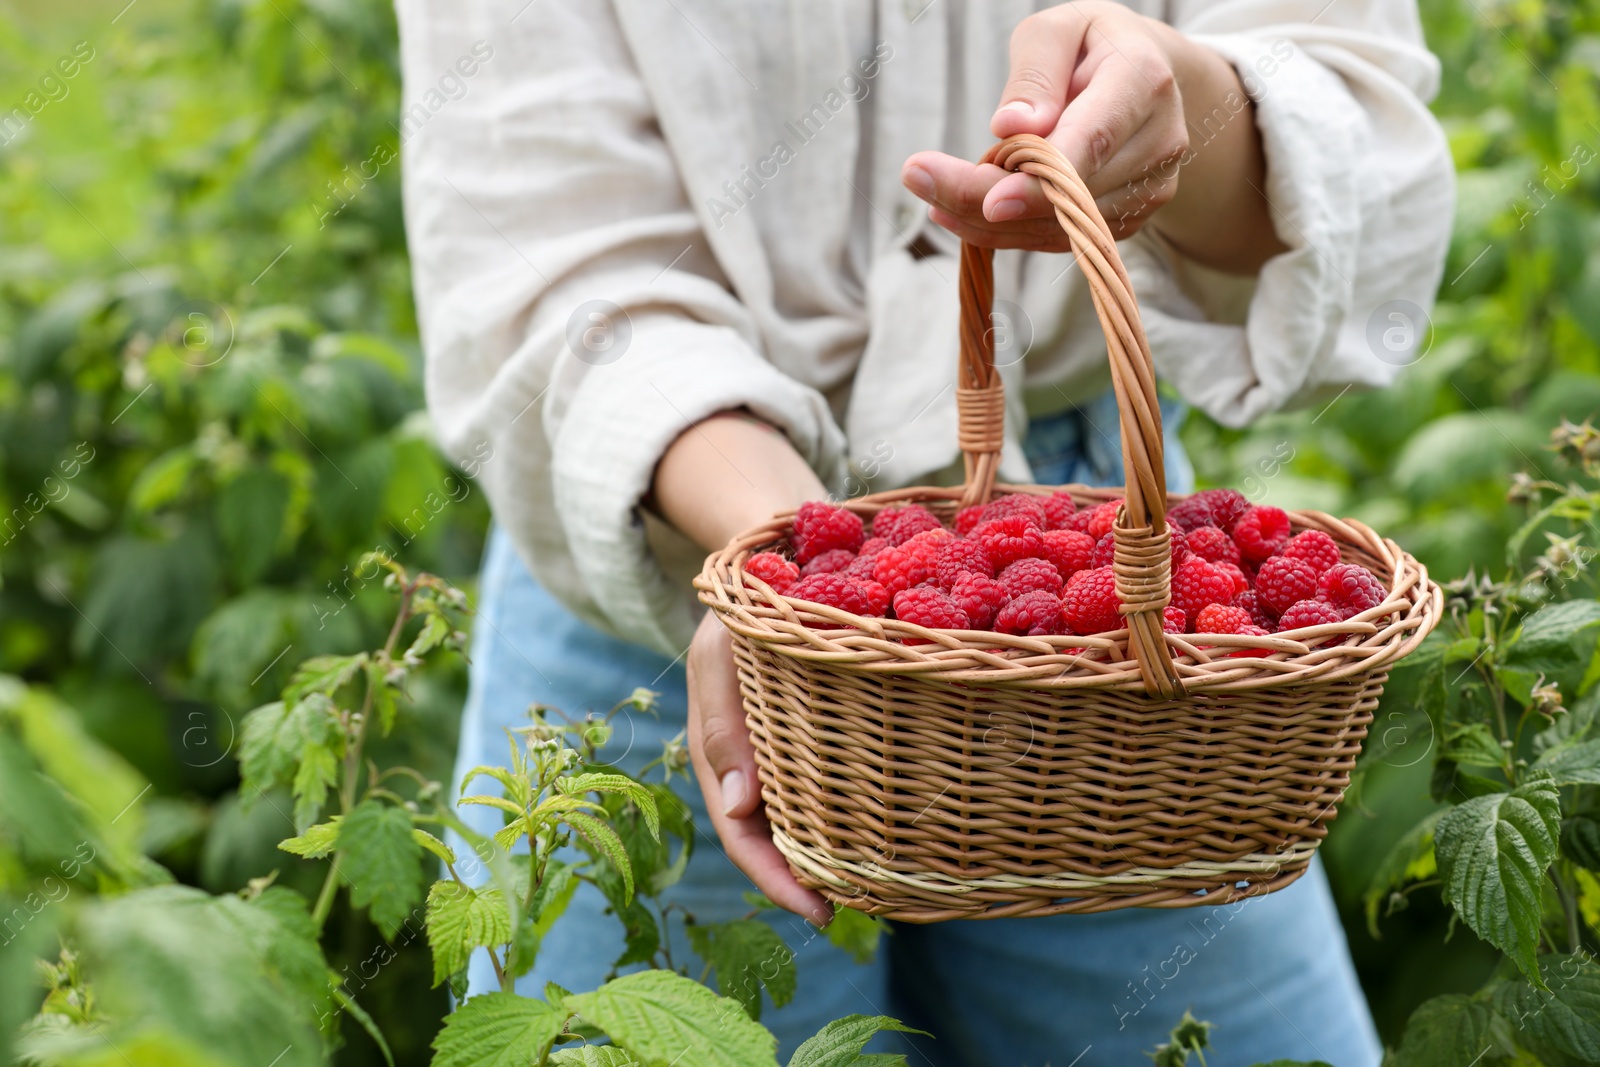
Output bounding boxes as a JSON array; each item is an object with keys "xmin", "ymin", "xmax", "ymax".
[{"xmin": 956, "ymin": 134, "xmax": 1181, "ymax": 697}]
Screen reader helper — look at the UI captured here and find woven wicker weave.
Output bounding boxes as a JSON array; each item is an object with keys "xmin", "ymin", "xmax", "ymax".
[{"xmin": 695, "ymin": 135, "xmax": 1442, "ymax": 921}]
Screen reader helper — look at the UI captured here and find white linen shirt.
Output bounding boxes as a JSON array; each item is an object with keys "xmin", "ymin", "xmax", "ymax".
[{"xmin": 396, "ymin": 0, "xmax": 1454, "ymax": 658}]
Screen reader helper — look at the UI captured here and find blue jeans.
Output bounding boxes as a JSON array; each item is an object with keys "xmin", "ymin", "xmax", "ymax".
[{"xmin": 452, "ymin": 402, "xmax": 1381, "ymax": 1067}]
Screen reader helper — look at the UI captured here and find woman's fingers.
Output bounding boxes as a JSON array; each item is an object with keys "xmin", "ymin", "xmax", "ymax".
[
  {"xmin": 686, "ymin": 614, "xmax": 832, "ymax": 923},
  {"xmin": 989, "ymin": 6, "xmax": 1095, "ymax": 139}
]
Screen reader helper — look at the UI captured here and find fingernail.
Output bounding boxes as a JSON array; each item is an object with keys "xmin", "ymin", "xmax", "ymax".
[
  {"xmin": 903, "ymin": 164, "xmax": 933, "ymax": 198},
  {"xmin": 720, "ymin": 769, "xmax": 747, "ymax": 815},
  {"xmin": 998, "ymin": 100, "xmax": 1035, "ymax": 115},
  {"xmin": 988, "ymin": 198, "xmax": 1027, "ymax": 222}
]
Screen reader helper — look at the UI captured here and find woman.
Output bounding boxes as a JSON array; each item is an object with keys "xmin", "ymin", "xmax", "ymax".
[{"xmin": 397, "ymin": 1, "xmax": 1452, "ymax": 1062}]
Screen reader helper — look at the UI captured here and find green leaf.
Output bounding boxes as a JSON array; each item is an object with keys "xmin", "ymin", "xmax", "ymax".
[
  {"xmin": 1441, "ymin": 723, "xmax": 1510, "ymax": 771},
  {"xmin": 1363, "ymin": 810, "xmax": 1443, "ymax": 937},
  {"xmin": 1388, "ymin": 994, "xmax": 1512, "ymax": 1067},
  {"xmin": 216, "ymin": 463, "xmax": 291, "ymax": 584},
  {"xmin": 367, "ymin": 659, "xmax": 401, "ymax": 735},
  {"xmin": 1532, "ymin": 738, "xmax": 1600, "ymax": 785},
  {"xmin": 431, "ymin": 993, "xmax": 571, "ymax": 1067},
  {"xmin": 565, "ymin": 810, "xmax": 634, "ymax": 904},
  {"xmin": 1493, "ymin": 954, "xmax": 1600, "ymax": 1060},
  {"xmin": 559, "ymin": 774, "xmax": 659, "ymax": 838},
  {"xmin": 1505, "ymin": 600, "xmax": 1600, "ymax": 692},
  {"xmin": 564, "ymin": 970, "xmax": 778, "ymax": 1067},
  {"xmin": 285, "ymin": 653, "xmax": 367, "ymax": 704},
  {"xmin": 278, "ymin": 818, "xmax": 340, "ymax": 858},
  {"xmin": 1535, "ymin": 689, "xmax": 1600, "ymax": 756},
  {"xmin": 413, "ymin": 827, "xmax": 457, "ymax": 865},
  {"xmin": 127, "ymin": 447, "xmax": 197, "ymax": 514},
  {"xmin": 1436, "ymin": 775, "xmax": 1562, "ymax": 981},
  {"xmin": 686, "ymin": 920, "xmax": 796, "ymax": 1021},
  {"xmin": 823, "ymin": 906, "xmax": 885, "ymax": 966},
  {"xmin": 237, "ymin": 695, "xmax": 343, "ymax": 830},
  {"xmin": 786, "ymin": 1015, "xmax": 925, "ymax": 1067},
  {"xmin": 336, "ymin": 799, "xmax": 426, "ymax": 940},
  {"xmin": 425, "ymin": 881, "xmax": 513, "ymax": 987},
  {"xmin": 406, "ymin": 611, "xmax": 454, "ymax": 662},
  {"xmin": 550, "ymin": 1048, "xmax": 644, "ymax": 1067}
]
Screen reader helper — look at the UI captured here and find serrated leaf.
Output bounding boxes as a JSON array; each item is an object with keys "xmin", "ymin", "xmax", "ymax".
[
  {"xmin": 1532, "ymin": 738, "xmax": 1600, "ymax": 785},
  {"xmin": 1442, "ymin": 723, "xmax": 1510, "ymax": 770},
  {"xmin": 216, "ymin": 464, "xmax": 290, "ymax": 584},
  {"xmin": 1436, "ymin": 775, "xmax": 1562, "ymax": 981},
  {"xmin": 1493, "ymin": 954, "xmax": 1600, "ymax": 1059},
  {"xmin": 564, "ymin": 970, "xmax": 778, "ymax": 1067},
  {"xmin": 431, "ymin": 993, "xmax": 570, "ymax": 1067},
  {"xmin": 292, "ymin": 743, "xmax": 338, "ymax": 830},
  {"xmin": 413, "ymin": 828, "xmax": 457, "ymax": 865},
  {"xmin": 238, "ymin": 695, "xmax": 343, "ymax": 830},
  {"xmin": 286, "ymin": 653, "xmax": 367, "ymax": 704},
  {"xmin": 337, "ymin": 800, "xmax": 425, "ymax": 940},
  {"xmin": 407, "ymin": 611, "xmax": 453, "ymax": 661},
  {"xmin": 559, "ymin": 774, "xmax": 659, "ymax": 838},
  {"xmin": 786, "ymin": 1015, "xmax": 924, "ymax": 1067},
  {"xmin": 1388, "ymin": 994, "xmax": 1512, "ymax": 1067},
  {"xmin": 426, "ymin": 881, "xmax": 513, "ymax": 987},
  {"xmin": 550, "ymin": 1048, "xmax": 643, "ymax": 1066},
  {"xmin": 279, "ymin": 818, "xmax": 341, "ymax": 858},
  {"xmin": 565, "ymin": 810, "xmax": 634, "ymax": 904},
  {"xmin": 686, "ymin": 920, "xmax": 796, "ymax": 1021},
  {"xmin": 1364, "ymin": 810, "xmax": 1443, "ymax": 937}
]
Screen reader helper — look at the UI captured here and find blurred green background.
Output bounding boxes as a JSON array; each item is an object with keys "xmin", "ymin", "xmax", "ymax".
[{"xmin": 0, "ymin": 0, "xmax": 1596, "ymax": 1062}]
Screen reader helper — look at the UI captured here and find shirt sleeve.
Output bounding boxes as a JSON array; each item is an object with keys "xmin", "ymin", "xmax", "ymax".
[
  {"xmin": 395, "ymin": 0, "xmax": 847, "ymax": 656},
  {"xmin": 1124, "ymin": 0, "xmax": 1455, "ymax": 427}
]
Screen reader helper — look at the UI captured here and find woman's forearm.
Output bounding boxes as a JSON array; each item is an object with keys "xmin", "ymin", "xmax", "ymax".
[
  {"xmin": 651, "ymin": 411, "xmax": 828, "ymax": 553},
  {"xmin": 1146, "ymin": 24, "xmax": 1288, "ymax": 274}
]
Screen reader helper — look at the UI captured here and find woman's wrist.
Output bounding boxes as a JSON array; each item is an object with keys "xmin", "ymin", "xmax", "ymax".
[
  {"xmin": 1144, "ymin": 22, "xmax": 1287, "ymax": 272},
  {"xmin": 651, "ymin": 411, "xmax": 828, "ymax": 553}
]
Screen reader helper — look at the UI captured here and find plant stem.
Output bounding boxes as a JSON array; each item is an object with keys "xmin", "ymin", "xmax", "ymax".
[
  {"xmin": 340, "ymin": 582, "xmax": 415, "ymax": 814},
  {"xmin": 487, "ymin": 944, "xmax": 510, "ymax": 993},
  {"xmin": 311, "ymin": 863, "xmax": 341, "ymax": 930}
]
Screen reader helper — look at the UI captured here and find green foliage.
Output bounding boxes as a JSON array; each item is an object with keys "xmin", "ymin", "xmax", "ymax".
[
  {"xmin": 686, "ymin": 919, "xmax": 797, "ymax": 1021},
  {"xmin": 785, "ymin": 1016, "xmax": 922, "ymax": 1067},
  {"xmin": 563, "ymin": 971, "xmax": 778, "ymax": 1067}
]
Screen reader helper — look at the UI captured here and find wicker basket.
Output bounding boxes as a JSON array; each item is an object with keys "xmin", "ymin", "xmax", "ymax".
[{"xmin": 695, "ymin": 135, "xmax": 1442, "ymax": 922}]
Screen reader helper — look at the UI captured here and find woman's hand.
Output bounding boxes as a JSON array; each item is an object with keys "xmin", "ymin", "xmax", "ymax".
[
  {"xmin": 654, "ymin": 411, "xmax": 832, "ymax": 923},
  {"xmin": 901, "ymin": 1, "xmax": 1286, "ymax": 274},
  {"xmin": 686, "ymin": 611, "xmax": 832, "ymax": 923}
]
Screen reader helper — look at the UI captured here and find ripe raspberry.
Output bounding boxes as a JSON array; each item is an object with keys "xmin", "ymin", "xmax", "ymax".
[
  {"xmin": 1167, "ymin": 497, "xmax": 1215, "ymax": 533},
  {"xmin": 857, "ymin": 580, "xmax": 890, "ymax": 617},
  {"xmin": 1087, "ymin": 501, "xmax": 1123, "ymax": 540},
  {"xmin": 1041, "ymin": 529, "xmax": 1095, "ymax": 580},
  {"xmin": 1233, "ymin": 590, "xmax": 1277, "ymax": 630},
  {"xmin": 983, "ymin": 493, "xmax": 1048, "ymax": 528},
  {"xmin": 791, "ymin": 502, "xmax": 865, "ymax": 564},
  {"xmin": 1277, "ymin": 598, "xmax": 1345, "ymax": 632},
  {"xmin": 1168, "ymin": 526, "xmax": 1190, "ymax": 565},
  {"xmin": 744, "ymin": 552, "xmax": 799, "ymax": 595},
  {"xmin": 1172, "ymin": 557, "xmax": 1236, "ymax": 625},
  {"xmin": 1192, "ymin": 488, "xmax": 1250, "ymax": 531},
  {"xmin": 873, "ymin": 504, "xmax": 943, "ymax": 546},
  {"xmin": 856, "ymin": 536, "xmax": 891, "ymax": 561},
  {"xmin": 902, "ymin": 527, "xmax": 956, "ymax": 566},
  {"xmin": 996, "ymin": 590, "xmax": 1067, "ymax": 637},
  {"xmin": 936, "ymin": 537, "xmax": 994, "ymax": 589},
  {"xmin": 1091, "ymin": 532, "xmax": 1116, "ymax": 569},
  {"xmin": 1317, "ymin": 563, "xmax": 1386, "ymax": 618},
  {"xmin": 954, "ymin": 505, "xmax": 987, "ymax": 536},
  {"xmin": 1231, "ymin": 506, "xmax": 1291, "ymax": 564},
  {"xmin": 950, "ymin": 572, "xmax": 1007, "ymax": 630},
  {"xmin": 1162, "ymin": 606, "xmax": 1187, "ymax": 634},
  {"xmin": 789, "ymin": 573, "xmax": 869, "ymax": 615},
  {"xmin": 1256, "ymin": 556, "xmax": 1319, "ymax": 616},
  {"xmin": 1063, "ymin": 509, "xmax": 1095, "ymax": 535},
  {"xmin": 999, "ymin": 557, "xmax": 1064, "ymax": 599},
  {"xmin": 893, "ymin": 586, "xmax": 969, "ymax": 636},
  {"xmin": 1195, "ymin": 604, "xmax": 1259, "ymax": 635},
  {"xmin": 1281, "ymin": 530, "xmax": 1340, "ymax": 575},
  {"xmin": 1042, "ymin": 491, "xmax": 1078, "ymax": 531},
  {"xmin": 843, "ymin": 553, "xmax": 878, "ymax": 581},
  {"xmin": 872, "ymin": 545, "xmax": 934, "ymax": 597},
  {"xmin": 1186, "ymin": 526, "xmax": 1241, "ymax": 567},
  {"xmin": 1062, "ymin": 567, "xmax": 1122, "ymax": 636},
  {"xmin": 801, "ymin": 548, "xmax": 856, "ymax": 576},
  {"xmin": 973, "ymin": 517, "xmax": 1044, "ymax": 571},
  {"xmin": 1215, "ymin": 561, "xmax": 1250, "ymax": 597}
]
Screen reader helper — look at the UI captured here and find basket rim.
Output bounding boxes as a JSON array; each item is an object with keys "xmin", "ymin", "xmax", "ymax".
[{"xmin": 695, "ymin": 483, "xmax": 1444, "ymax": 694}]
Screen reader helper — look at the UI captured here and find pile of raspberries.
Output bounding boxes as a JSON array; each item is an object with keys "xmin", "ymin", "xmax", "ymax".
[{"xmin": 740, "ymin": 489, "xmax": 1388, "ymax": 642}]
